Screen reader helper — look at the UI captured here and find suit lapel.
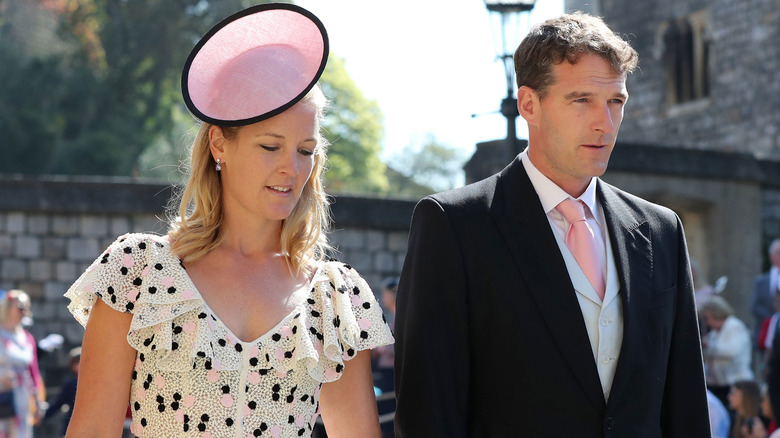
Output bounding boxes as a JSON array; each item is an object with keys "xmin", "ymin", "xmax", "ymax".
[
  {"xmin": 491, "ymin": 159, "xmax": 606, "ymax": 412},
  {"xmin": 597, "ymin": 181, "xmax": 652, "ymax": 407}
]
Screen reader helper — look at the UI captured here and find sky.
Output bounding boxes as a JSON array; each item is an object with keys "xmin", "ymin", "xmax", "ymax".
[{"xmin": 296, "ymin": 0, "xmax": 565, "ymax": 162}]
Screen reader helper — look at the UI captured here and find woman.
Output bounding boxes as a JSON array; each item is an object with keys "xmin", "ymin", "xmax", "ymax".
[
  {"xmin": 0, "ymin": 290, "xmax": 45, "ymax": 438},
  {"xmin": 728, "ymin": 380, "xmax": 763, "ymax": 438},
  {"xmin": 64, "ymin": 4, "xmax": 393, "ymax": 437},
  {"xmin": 741, "ymin": 386, "xmax": 780, "ymax": 438},
  {"xmin": 701, "ymin": 296, "xmax": 755, "ymax": 409}
]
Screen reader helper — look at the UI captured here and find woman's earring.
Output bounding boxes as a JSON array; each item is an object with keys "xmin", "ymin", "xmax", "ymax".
[{"xmin": 216, "ymin": 158, "xmax": 222, "ymax": 172}]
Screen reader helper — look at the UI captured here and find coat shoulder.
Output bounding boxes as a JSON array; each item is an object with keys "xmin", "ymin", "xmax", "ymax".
[
  {"xmin": 600, "ymin": 181, "xmax": 679, "ymax": 226},
  {"xmin": 421, "ymin": 174, "xmax": 499, "ymax": 214}
]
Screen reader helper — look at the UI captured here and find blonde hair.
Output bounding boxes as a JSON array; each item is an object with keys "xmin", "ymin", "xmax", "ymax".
[
  {"xmin": 0, "ymin": 289, "xmax": 32, "ymax": 323},
  {"xmin": 168, "ymin": 86, "xmax": 331, "ymax": 275}
]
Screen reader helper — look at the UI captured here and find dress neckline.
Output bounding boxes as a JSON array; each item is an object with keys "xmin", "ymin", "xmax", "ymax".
[{"xmin": 174, "ymin": 254, "xmax": 326, "ymax": 345}]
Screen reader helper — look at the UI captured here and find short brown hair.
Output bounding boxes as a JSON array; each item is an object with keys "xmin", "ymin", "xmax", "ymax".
[{"xmin": 514, "ymin": 12, "xmax": 638, "ymax": 99}]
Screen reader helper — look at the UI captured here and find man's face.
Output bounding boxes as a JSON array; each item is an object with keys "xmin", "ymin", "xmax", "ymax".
[
  {"xmin": 771, "ymin": 247, "xmax": 780, "ymax": 269},
  {"xmin": 524, "ymin": 53, "xmax": 628, "ymax": 196}
]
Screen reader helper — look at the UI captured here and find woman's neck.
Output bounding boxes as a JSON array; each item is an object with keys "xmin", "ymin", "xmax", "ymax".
[{"xmin": 0, "ymin": 322, "xmax": 18, "ymax": 332}]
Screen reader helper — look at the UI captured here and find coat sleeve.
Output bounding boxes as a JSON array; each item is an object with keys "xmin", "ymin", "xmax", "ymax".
[
  {"xmin": 661, "ymin": 215, "xmax": 712, "ymax": 437},
  {"xmin": 768, "ymin": 318, "xmax": 780, "ymax": 421},
  {"xmin": 394, "ymin": 197, "xmax": 470, "ymax": 438}
]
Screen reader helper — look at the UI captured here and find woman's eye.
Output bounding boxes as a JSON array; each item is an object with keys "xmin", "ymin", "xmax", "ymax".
[
  {"xmin": 298, "ymin": 149, "xmax": 314, "ymax": 157},
  {"xmin": 260, "ymin": 145, "xmax": 278, "ymax": 152}
]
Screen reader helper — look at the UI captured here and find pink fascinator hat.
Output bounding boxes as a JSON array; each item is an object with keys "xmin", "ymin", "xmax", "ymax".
[{"xmin": 182, "ymin": 3, "xmax": 328, "ymax": 126}]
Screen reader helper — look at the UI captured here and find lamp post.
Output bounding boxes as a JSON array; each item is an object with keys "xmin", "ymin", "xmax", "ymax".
[{"xmin": 484, "ymin": 0, "xmax": 536, "ymax": 160}]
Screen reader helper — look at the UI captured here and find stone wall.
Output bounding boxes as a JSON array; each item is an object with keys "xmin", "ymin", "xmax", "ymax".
[{"xmin": 597, "ymin": 0, "xmax": 780, "ymax": 160}]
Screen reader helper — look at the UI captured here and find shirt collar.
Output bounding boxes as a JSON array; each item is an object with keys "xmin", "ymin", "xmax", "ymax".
[{"xmin": 520, "ymin": 149, "xmax": 601, "ymax": 224}]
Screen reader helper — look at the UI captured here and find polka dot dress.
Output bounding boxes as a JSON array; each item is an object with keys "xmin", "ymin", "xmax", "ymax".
[{"xmin": 65, "ymin": 233, "xmax": 394, "ymax": 438}]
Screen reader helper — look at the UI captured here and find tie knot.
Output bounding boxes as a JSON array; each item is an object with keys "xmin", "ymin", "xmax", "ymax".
[{"xmin": 556, "ymin": 198, "xmax": 587, "ymax": 223}]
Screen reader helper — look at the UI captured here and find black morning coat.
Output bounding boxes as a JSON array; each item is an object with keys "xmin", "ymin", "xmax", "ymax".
[{"xmin": 394, "ymin": 156, "xmax": 711, "ymax": 437}]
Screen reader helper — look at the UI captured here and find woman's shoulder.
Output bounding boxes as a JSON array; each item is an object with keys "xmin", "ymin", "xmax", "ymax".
[
  {"xmin": 65, "ymin": 232, "xmax": 182, "ymax": 325},
  {"xmin": 256, "ymin": 258, "xmax": 394, "ymax": 382}
]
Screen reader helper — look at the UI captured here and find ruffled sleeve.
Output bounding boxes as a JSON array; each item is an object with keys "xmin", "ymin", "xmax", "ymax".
[
  {"xmin": 65, "ymin": 233, "xmax": 161, "ymax": 324},
  {"xmin": 290, "ymin": 262, "xmax": 395, "ymax": 382},
  {"xmin": 65, "ymin": 233, "xmax": 204, "ymax": 371}
]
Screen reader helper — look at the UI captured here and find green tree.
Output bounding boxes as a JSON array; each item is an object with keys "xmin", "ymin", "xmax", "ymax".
[
  {"xmin": 0, "ymin": 0, "xmax": 389, "ymax": 194},
  {"xmin": 388, "ymin": 135, "xmax": 466, "ymax": 195},
  {"xmin": 0, "ymin": 0, "xmax": 250, "ymax": 176},
  {"xmin": 319, "ymin": 54, "xmax": 388, "ymax": 194}
]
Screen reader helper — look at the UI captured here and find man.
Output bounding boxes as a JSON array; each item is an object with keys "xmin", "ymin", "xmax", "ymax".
[
  {"xmin": 394, "ymin": 13, "xmax": 710, "ymax": 437},
  {"xmin": 752, "ymin": 239, "xmax": 780, "ymax": 345},
  {"xmin": 762, "ymin": 240, "xmax": 780, "ymax": 417}
]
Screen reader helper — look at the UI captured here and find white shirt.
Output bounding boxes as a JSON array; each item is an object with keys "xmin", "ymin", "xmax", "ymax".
[
  {"xmin": 521, "ymin": 150, "xmax": 623, "ymax": 401},
  {"xmin": 702, "ymin": 315, "xmax": 754, "ymax": 385}
]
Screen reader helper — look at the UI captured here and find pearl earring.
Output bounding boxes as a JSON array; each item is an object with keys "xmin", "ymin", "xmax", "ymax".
[{"xmin": 215, "ymin": 158, "xmax": 222, "ymax": 172}]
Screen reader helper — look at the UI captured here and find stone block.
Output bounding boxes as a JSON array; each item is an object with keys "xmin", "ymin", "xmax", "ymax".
[
  {"xmin": 110, "ymin": 216, "xmax": 131, "ymax": 236},
  {"xmin": 66, "ymin": 237, "xmax": 101, "ymax": 262},
  {"xmin": 363, "ymin": 273, "xmax": 382, "ymax": 294},
  {"xmin": 345, "ymin": 250, "xmax": 372, "ymax": 272},
  {"xmin": 32, "ymin": 301, "xmax": 58, "ymax": 321},
  {"xmin": 332, "ymin": 229, "xmax": 365, "ymax": 250},
  {"xmin": 27, "ymin": 214, "xmax": 50, "ymax": 235},
  {"xmin": 52, "ymin": 216, "xmax": 79, "ymax": 236},
  {"xmin": 395, "ymin": 253, "xmax": 406, "ymax": 271},
  {"xmin": 373, "ymin": 251, "xmax": 396, "ymax": 272},
  {"xmin": 1, "ymin": 259, "xmax": 26, "ymax": 280},
  {"xmin": 80, "ymin": 215, "xmax": 109, "ymax": 237},
  {"xmin": 387, "ymin": 231, "xmax": 409, "ymax": 252},
  {"xmin": 44, "ymin": 281, "xmax": 71, "ymax": 300},
  {"xmin": 99, "ymin": 237, "xmax": 118, "ymax": 251},
  {"xmin": 6, "ymin": 212, "xmax": 25, "ymax": 234},
  {"xmin": 16, "ymin": 282, "xmax": 43, "ymax": 300},
  {"xmin": 64, "ymin": 323, "xmax": 86, "ymax": 345},
  {"xmin": 28, "ymin": 260, "xmax": 52, "ymax": 282},
  {"xmin": 132, "ymin": 214, "xmax": 167, "ymax": 234},
  {"xmin": 0, "ymin": 235, "xmax": 12, "ymax": 257},
  {"xmin": 42, "ymin": 237, "xmax": 67, "ymax": 259},
  {"xmin": 366, "ymin": 230, "xmax": 385, "ymax": 251},
  {"xmin": 15, "ymin": 236, "xmax": 41, "ymax": 258},
  {"xmin": 56, "ymin": 262, "xmax": 78, "ymax": 283}
]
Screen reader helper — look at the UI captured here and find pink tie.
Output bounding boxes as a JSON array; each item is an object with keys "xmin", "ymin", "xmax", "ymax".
[{"xmin": 556, "ymin": 198, "xmax": 606, "ymax": 300}]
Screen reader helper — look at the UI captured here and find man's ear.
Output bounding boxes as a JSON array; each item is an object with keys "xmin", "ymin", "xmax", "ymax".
[
  {"xmin": 517, "ymin": 86, "xmax": 540, "ymax": 125},
  {"xmin": 208, "ymin": 125, "xmax": 226, "ymax": 160}
]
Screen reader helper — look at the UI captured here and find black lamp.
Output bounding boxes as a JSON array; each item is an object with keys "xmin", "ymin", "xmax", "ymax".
[{"xmin": 483, "ymin": 0, "xmax": 536, "ymax": 159}]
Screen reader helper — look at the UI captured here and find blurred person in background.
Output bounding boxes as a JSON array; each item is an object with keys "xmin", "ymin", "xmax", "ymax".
[
  {"xmin": 751, "ymin": 239, "xmax": 780, "ymax": 348},
  {"xmin": 727, "ymin": 380, "xmax": 764, "ymax": 438},
  {"xmin": 740, "ymin": 385, "xmax": 780, "ymax": 438},
  {"xmin": 709, "ymin": 389, "xmax": 732, "ymax": 438},
  {"xmin": 372, "ymin": 277, "xmax": 398, "ymax": 394},
  {"xmin": 0, "ymin": 289, "xmax": 45, "ymax": 438},
  {"xmin": 43, "ymin": 347, "xmax": 81, "ymax": 437},
  {"xmin": 701, "ymin": 296, "xmax": 755, "ymax": 410}
]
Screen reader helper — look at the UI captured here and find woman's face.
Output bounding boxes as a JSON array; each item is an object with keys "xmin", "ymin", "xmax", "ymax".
[
  {"xmin": 213, "ymin": 103, "xmax": 317, "ymax": 228},
  {"xmin": 702, "ymin": 311, "xmax": 724, "ymax": 330},
  {"xmin": 728, "ymin": 386, "xmax": 743, "ymax": 411},
  {"xmin": 762, "ymin": 393, "xmax": 773, "ymax": 419},
  {"xmin": 5, "ymin": 300, "xmax": 24, "ymax": 326}
]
